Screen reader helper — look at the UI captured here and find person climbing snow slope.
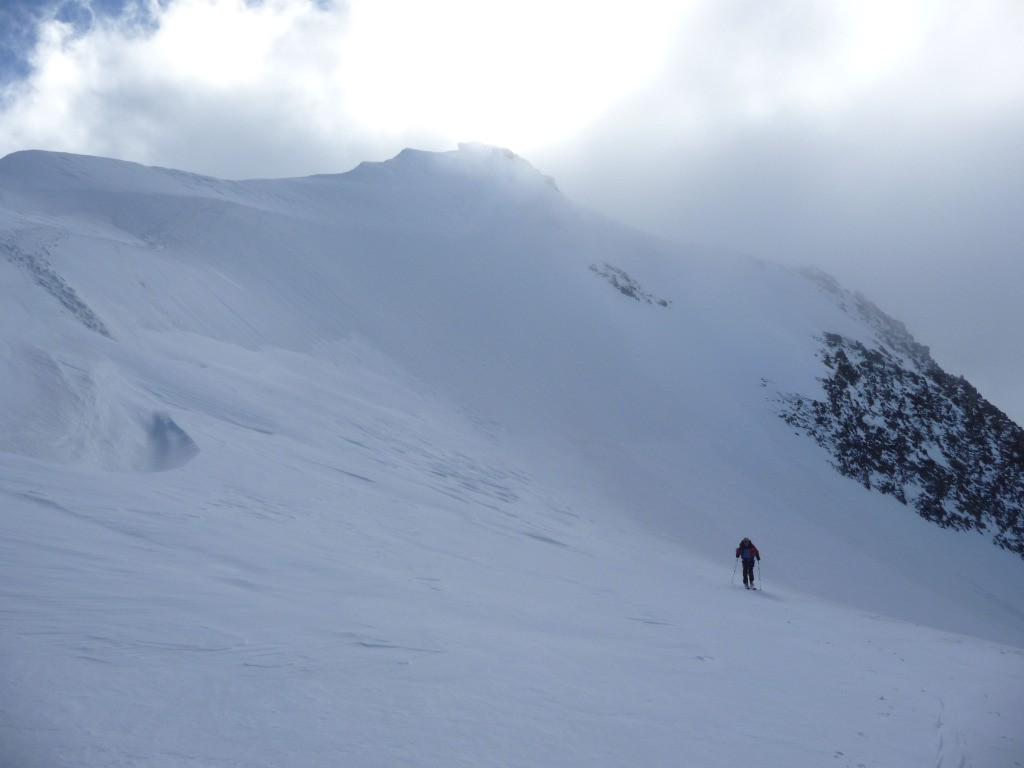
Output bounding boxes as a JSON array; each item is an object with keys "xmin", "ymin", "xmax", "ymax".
[{"xmin": 735, "ymin": 537, "xmax": 760, "ymax": 589}]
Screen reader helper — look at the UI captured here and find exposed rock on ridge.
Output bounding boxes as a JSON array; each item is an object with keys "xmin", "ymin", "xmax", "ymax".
[{"xmin": 780, "ymin": 271, "xmax": 1024, "ymax": 558}]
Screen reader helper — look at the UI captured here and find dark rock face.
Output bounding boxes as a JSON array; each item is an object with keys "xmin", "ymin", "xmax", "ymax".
[
  {"xmin": 589, "ymin": 263, "xmax": 671, "ymax": 307},
  {"xmin": 780, "ymin": 272, "xmax": 1024, "ymax": 559}
]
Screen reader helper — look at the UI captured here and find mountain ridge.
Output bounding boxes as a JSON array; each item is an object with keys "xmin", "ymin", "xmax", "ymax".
[{"xmin": 2, "ymin": 146, "xmax": 1021, "ymax": 564}]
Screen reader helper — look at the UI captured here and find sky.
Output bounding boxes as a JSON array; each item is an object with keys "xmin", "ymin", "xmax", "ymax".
[{"xmin": 1, "ymin": 0, "xmax": 1022, "ymax": 425}]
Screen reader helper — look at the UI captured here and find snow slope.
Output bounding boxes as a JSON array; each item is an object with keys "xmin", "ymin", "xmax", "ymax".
[{"xmin": 1, "ymin": 143, "xmax": 1022, "ymax": 767}]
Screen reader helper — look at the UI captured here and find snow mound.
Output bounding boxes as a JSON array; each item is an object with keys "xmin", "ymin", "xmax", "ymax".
[{"xmin": 0, "ymin": 343, "xmax": 197, "ymax": 471}]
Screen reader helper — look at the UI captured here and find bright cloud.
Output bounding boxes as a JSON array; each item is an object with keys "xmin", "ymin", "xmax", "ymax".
[{"xmin": 338, "ymin": 0, "xmax": 680, "ymax": 149}]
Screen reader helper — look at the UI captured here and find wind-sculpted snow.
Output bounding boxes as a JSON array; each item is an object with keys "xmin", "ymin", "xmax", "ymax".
[
  {"xmin": 0, "ymin": 343, "xmax": 199, "ymax": 471},
  {"xmin": 143, "ymin": 412, "xmax": 200, "ymax": 471},
  {"xmin": 1, "ymin": 145, "xmax": 1022, "ymax": 767}
]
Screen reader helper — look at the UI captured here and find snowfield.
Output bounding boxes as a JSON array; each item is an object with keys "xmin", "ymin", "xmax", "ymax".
[{"xmin": 1, "ymin": 144, "xmax": 1022, "ymax": 767}]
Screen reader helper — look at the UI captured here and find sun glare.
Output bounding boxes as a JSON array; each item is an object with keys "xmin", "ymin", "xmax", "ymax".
[
  {"xmin": 151, "ymin": 0, "xmax": 303, "ymax": 86},
  {"xmin": 340, "ymin": 0, "xmax": 681, "ymax": 151}
]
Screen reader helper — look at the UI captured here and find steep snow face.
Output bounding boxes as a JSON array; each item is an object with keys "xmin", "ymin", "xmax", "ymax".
[{"xmin": 1, "ymin": 146, "xmax": 1023, "ymax": 767}]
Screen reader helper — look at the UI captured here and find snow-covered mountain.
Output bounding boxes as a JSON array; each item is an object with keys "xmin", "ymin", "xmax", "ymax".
[{"xmin": 2, "ymin": 143, "xmax": 1022, "ymax": 767}]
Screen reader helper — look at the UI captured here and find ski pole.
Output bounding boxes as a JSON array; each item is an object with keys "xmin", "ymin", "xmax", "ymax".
[
  {"xmin": 757, "ymin": 560, "xmax": 763, "ymax": 591},
  {"xmin": 731, "ymin": 558, "xmax": 738, "ymax": 584}
]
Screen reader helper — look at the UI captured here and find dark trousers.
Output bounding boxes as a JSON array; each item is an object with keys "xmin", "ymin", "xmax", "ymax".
[{"xmin": 742, "ymin": 560, "xmax": 756, "ymax": 586}]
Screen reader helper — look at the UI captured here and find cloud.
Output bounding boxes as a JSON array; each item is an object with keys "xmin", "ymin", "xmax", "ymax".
[
  {"xmin": 336, "ymin": 0, "xmax": 680, "ymax": 151},
  {"xmin": 0, "ymin": 0, "xmax": 373, "ymax": 176}
]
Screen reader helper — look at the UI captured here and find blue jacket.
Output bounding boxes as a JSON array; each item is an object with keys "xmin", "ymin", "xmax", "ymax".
[{"xmin": 736, "ymin": 542, "xmax": 760, "ymax": 562}]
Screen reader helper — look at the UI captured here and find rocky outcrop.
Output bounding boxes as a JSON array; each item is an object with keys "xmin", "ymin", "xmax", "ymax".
[{"xmin": 780, "ymin": 272, "xmax": 1024, "ymax": 558}]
